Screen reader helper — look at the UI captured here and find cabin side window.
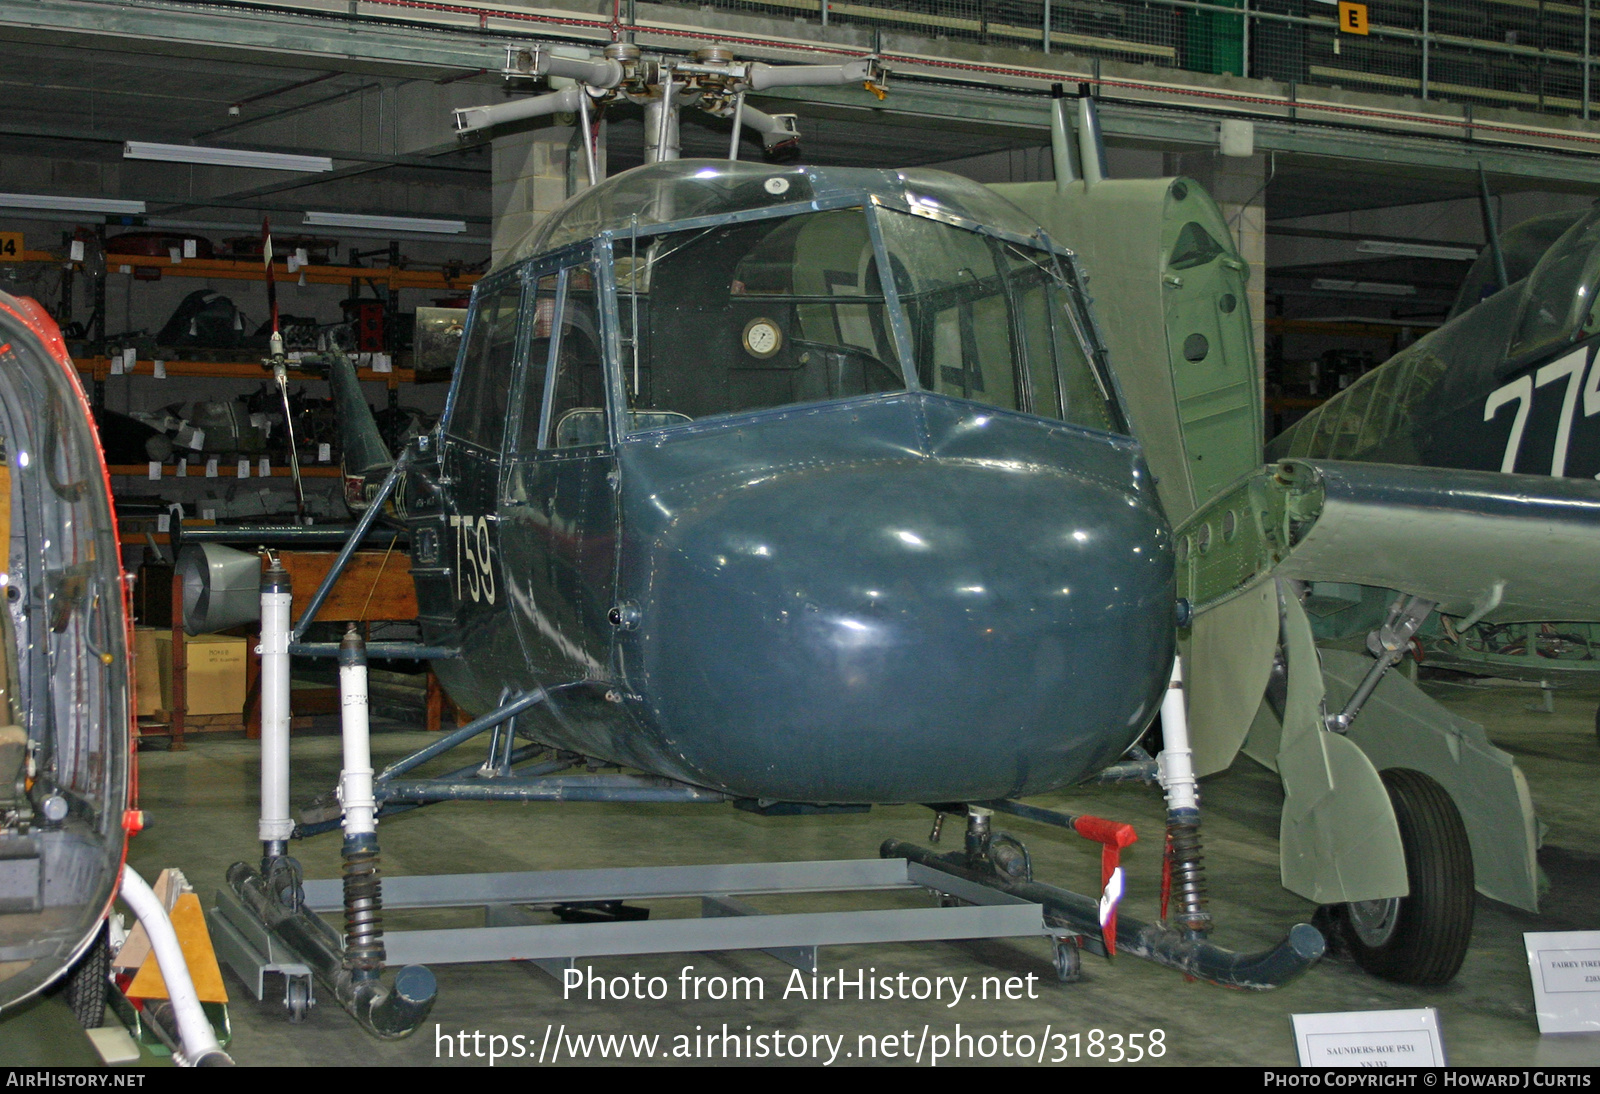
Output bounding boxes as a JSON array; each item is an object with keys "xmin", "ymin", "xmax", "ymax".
[
  {"xmin": 547, "ymin": 264, "xmax": 607, "ymax": 447},
  {"xmin": 507, "ymin": 273, "xmax": 560, "ymax": 453},
  {"xmin": 447, "ymin": 278, "xmax": 523, "ymax": 449},
  {"xmin": 504, "ymin": 266, "xmax": 607, "ymax": 451},
  {"xmin": 615, "ymin": 208, "xmax": 904, "ymax": 429}
]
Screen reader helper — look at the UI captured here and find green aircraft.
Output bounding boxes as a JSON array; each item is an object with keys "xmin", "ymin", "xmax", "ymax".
[
  {"xmin": 1269, "ymin": 206, "xmax": 1600, "ymax": 705},
  {"xmin": 998, "ymin": 92, "xmax": 1597, "ymax": 986}
]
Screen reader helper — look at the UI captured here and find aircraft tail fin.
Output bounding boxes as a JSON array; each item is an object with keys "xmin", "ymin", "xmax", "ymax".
[{"xmin": 329, "ymin": 351, "xmax": 395, "ymax": 512}]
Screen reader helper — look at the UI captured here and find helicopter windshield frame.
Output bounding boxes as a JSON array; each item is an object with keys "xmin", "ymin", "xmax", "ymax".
[
  {"xmin": 587, "ymin": 189, "xmax": 1126, "ymax": 446},
  {"xmin": 447, "ymin": 183, "xmax": 1130, "ymax": 455}
]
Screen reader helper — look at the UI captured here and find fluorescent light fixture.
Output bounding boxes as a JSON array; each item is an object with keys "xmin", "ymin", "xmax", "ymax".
[
  {"xmin": 1356, "ymin": 239, "xmax": 1479, "ymax": 261},
  {"xmin": 1312, "ymin": 278, "xmax": 1418, "ymax": 297},
  {"xmin": 0, "ymin": 193, "xmax": 146, "ymax": 215},
  {"xmin": 304, "ymin": 211, "xmax": 467, "ymax": 234},
  {"xmin": 124, "ymin": 141, "xmax": 333, "ymax": 173}
]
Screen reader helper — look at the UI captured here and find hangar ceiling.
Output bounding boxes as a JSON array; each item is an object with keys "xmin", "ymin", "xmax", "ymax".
[
  {"xmin": 5, "ymin": 33, "xmax": 1595, "ymax": 223},
  {"xmin": 2, "ymin": 10, "xmax": 1598, "ymax": 398}
]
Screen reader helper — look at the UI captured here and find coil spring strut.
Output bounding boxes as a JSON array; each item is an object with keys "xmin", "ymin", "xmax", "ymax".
[
  {"xmin": 1167, "ymin": 820, "xmax": 1212, "ymax": 937},
  {"xmin": 341, "ymin": 841, "xmax": 386, "ymax": 975}
]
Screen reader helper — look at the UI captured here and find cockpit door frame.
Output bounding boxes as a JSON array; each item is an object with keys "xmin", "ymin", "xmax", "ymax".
[{"xmin": 498, "ymin": 238, "xmax": 620, "ymax": 683}]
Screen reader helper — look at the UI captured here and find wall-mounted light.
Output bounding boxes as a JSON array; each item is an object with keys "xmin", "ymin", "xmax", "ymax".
[
  {"xmin": 1312, "ymin": 278, "xmax": 1418, "ymax": 296},
  {"xmin": 0, "ymin": 193, "xmax": 147, "ymax": 215},
  {"xmin": 124, "ymin": 142, "xmax": 333, "ymax": 173},
  {"xmin": 303, "ymin": 212, "xmax": 467, "ymax": 234},
  {"xmin": 1356, "ymin": 240, "xmax": 1479, "ymax": 261}
]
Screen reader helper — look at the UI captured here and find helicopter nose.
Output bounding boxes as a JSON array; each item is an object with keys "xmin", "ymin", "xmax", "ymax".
[{"xmin": 627, "ymin": 444, "xmax": 1173, "ymax": 803}]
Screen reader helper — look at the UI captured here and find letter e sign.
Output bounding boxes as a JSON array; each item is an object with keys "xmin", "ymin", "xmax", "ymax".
[{"xmin": 1338, "ymin": 1, "xmax": 1369, "ymax": 34}]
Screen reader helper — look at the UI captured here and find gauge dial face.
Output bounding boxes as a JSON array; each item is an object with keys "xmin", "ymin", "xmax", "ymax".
[{"xmin": 742, "ymin": 317, "xmax": 783, "ymax": 359}]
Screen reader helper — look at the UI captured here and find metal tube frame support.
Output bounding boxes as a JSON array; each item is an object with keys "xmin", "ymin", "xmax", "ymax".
[
  {"xmin": 1240, "ymin": 0, "xmax": 1250, "ymax": 80},
  {"xmin": 378, "ymin": 777, "xmax": 729, "ymax": 804},
  {"xmin": 374, "ymin": 688, "xmax": 555, "ymax": 784},
  {"xmin": 1326, "ymin": 594, "xmax": 1435, "ymax": 733},
  {"xmin": 1586, "ymin": 0, "xmax": 1592, "ymax": 120},
  {"xmin": 293, "ymin": 448, "xmax": 409, "ymax": 642},
  {"xmin": 259, "ymin": 557, "xmax": 293, "ymax": 867},
  {"xmin": 577, "ymin": 90, "xmax": 600, "ymax": 188},
  {"xmin": 120, "ymin": 866, "xmax": 233, "ymax": 1066},
  {"xmin": 727, "ymin": 90, "xmax": 746, "ymax": 161},
  {"xmin": 649, "ymin": 68, "xmax": 676, "ymax": 164},
  {"xmin": 228, "ymin": 862, "xmax": 436, "ymax": 1040},
  {"xmin": 1422, "ymin": 0, "xmax": 1431, "ymax": 100},
  {"xmin": 1042, "ymin": 0, "xmax": 1051, "ymax": 53}
]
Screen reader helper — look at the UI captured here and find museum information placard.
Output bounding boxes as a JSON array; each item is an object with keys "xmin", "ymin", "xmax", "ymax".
[
  {"xmin": 1525, "ymin": 930, "xmax": 1600, "ymax": 1034},
  {"xmin": 1291, "ymin": 1008, "xmax": 1445, "ymax": 1066}
]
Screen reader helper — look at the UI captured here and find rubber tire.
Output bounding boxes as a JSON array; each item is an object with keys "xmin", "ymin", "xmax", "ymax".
[
  {"xmin": 62, "ymin": 922, "xmax": 109, "ymax": 1029},
  {"xmin": 1338, "ymin": 768, "xmax": 1474, "ymax": 986}
]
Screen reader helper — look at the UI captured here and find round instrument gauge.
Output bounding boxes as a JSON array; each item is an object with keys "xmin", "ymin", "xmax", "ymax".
[{"xmin": 742, "ymin": 317, "xmax": 783, "ymax": 359}]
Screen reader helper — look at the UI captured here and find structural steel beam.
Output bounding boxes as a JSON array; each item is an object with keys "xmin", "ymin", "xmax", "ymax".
[{"xmin": 4, "ymin": 0, "xmax": 1600, "ymax": 190}]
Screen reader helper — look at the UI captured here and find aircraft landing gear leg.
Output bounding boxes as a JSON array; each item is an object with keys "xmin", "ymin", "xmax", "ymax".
[
  {"xmin": 225, "ymin": 626, "xmax": 437, "ymax": 1041},
  {"xmin": 963, "ymin": 805, "xmax": 992, "ymax": 866},
  {"xmin": 259, "ymin": 557, "xmax": 296, "ymax": 879},
  {"xmin": 1159, "ymin": 657, "xmax": 1212, "ymax": 938}
]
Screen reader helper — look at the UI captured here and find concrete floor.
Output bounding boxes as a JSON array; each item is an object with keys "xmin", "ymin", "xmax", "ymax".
[{"xmin": 125, "ymin": 677, "xmax": 1600, "ymax": 1067}]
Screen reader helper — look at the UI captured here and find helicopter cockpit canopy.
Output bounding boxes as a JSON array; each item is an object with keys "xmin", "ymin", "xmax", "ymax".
[
  {"xmin": 1506, "ymin": 202, "xmax": 1600, "ymax": 364},
  {"xmin": 0, "ymin": 293, "xmax": 129, "ymax": 1014},
  {"xmin": 470, "ymin": 160, "xmax": 1127, "ymax": 453}
]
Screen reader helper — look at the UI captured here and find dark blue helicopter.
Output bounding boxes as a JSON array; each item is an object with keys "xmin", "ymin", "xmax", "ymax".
[
  {"xmin": 207, "ymin": 155, "xmax": 1327, "ymax": 1041},
  {"xmin": 373, "ymin": 160, "xmax": 1175, "ymax": 806}
]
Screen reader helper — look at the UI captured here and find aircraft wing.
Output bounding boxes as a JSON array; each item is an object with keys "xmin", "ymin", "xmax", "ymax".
[{"xmin": 1176, "ymin": 458, "xmax": 1600, "ymax": 624}]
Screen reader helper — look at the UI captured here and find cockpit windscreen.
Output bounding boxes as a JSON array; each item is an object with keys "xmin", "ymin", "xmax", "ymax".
[{"xmin": 614, "ymin": 205, "xmax": 1121, "ymax": 434}]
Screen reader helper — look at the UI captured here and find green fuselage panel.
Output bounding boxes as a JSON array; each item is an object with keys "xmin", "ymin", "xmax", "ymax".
[{"xmin": 996, "ymin": 178, "xmax": 1261, "ymax": 527}]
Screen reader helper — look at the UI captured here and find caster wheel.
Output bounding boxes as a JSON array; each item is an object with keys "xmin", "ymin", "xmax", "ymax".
[
  {"xmin": 1053, "ymin": 938, "xmax": 1082, "ymax": 984},
  {"xmin": 286, "ymin": 977, "xmax": 311, "ymax": 1023}
]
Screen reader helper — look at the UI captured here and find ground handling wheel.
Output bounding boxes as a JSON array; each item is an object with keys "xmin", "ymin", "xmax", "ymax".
[
  {"xmin": 1337, "ymin": 768, "xmax": 1474, "ymax": 986},
  {"xmin": 60, "ymin": 921, "xmax": 109, "ymax": 1029}
]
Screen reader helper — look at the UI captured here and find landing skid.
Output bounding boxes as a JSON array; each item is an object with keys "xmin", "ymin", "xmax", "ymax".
[
  {"xmin": 211, "ymin": 838, "xmax": 1321, "ymax": 1032},
  {"xmin": 883, "ymin": 838, "xmax": 1324, "ymax": 991}
]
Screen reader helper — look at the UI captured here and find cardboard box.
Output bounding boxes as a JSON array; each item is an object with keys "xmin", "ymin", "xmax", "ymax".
[
  {"xmin": 133, "ymin": 627, "xmax": 170, "ymax": 716},
  {"xmin": 177, "ymin": 634, "xmax": 248, "ymax": 717}
]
